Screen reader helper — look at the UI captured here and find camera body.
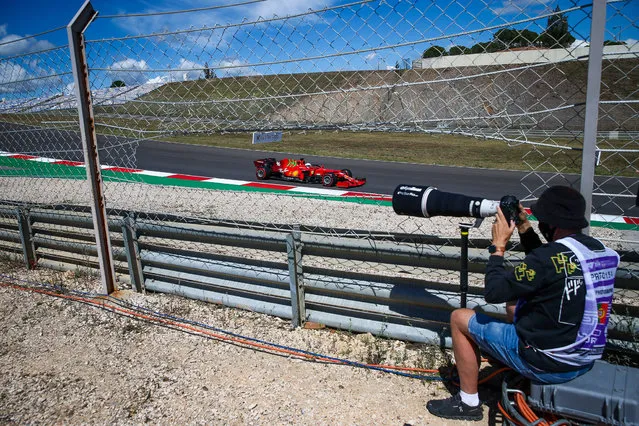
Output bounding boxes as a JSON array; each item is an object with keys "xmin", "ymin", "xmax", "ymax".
[
  {"xmin": 499, "ymin": 195, "xmax": 522, "ymax": 225},
  {"xmin": 393, "ymin": 185, "xmax": 521, "ymax": 224}
]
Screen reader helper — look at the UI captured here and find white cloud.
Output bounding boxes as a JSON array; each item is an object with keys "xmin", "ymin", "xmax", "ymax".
[
  {"xmin": 105, "ymin": 1, "xmax": 340, "ymax": 83},
  {"xmin": 0, "ymin": 26, "xmax": 56, "ymax": 57},
  {"xmin": 64, "ymin": 82, "xmax": 75, "ymax": 95},
  {"xmin": 139, "ymin": 59, "xmax": 205, "ymax": 84},
  {"xmin": 0, "ymin": 61, "xmax": 29, "ymax": 92},
  {"xmin": 217, "ymin": 58, "xmax": 259, "ymax": 77},
  {"xmin": 145, "ymin": 75, "xmax": 169, "ymax": 85},
  {"xmin": 0, "ymin": 59, "xmax": 65, "ymax": 95},
  {"xmin": 172, "ymin": 58, "xmax": 205, "ymax": 81},
  {"xmin": 491, "ymin": 0, "xmax": 553, "ymax": 16},
  {"xmin": 108, "ymin": 58, "xmax": 149, "ymax": 86},
  {"xmin": 140, "ymin": 57, "xmax": 259, "ymax": 83},
  {"xmin": 111, "ymin": 0, "xmax": 338, "ymax": 40},
  {"xmin": 250, "ymin": 0, "xmax": 335, "ymax": 20},
  {"xmin": 365, "ymin": 52, "xmax": 377, "ymax": 62},
  {"xmin": 0, "ymin": 27, "xmax": 65, "ymax": 95}
]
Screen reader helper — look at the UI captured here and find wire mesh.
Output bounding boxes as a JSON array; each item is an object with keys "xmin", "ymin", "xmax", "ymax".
[
  {"xmin": 0, "ymin": 27, "xmax": 104, "ymax": 280},
  {"xmin": 596, "ymin": 0, "xmax": 639, "ymax": 361},
  {"xmin": 0, "ymin": 1, "xmax": 637, "ymax": 353}
]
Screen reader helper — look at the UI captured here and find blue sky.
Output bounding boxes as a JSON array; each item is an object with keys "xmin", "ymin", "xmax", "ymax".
[{"xmin": 1, "ymin": 0, "xmax": 638, "ymax": 98}]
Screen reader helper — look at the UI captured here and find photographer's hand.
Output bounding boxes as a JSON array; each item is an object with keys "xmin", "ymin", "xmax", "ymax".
[
  {"xmin": 516, "ymin": 202, "xmax": 532, "ymax": 234},
  {"xmin": 491, "ymin": 206, "xmax": 516, "ymax": 255}
]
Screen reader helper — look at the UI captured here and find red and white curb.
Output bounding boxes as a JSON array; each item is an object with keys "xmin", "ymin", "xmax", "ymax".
[
  {"xmin": 522, "ymin": 208, "xmax": 638, "ymax": 228},
  {"xmin": 3, "ymin": 151, "xmax": 637, "ymax": 226},
  {"xmin": 0, "ymin": 151, "xmax": 392, "ymax": 202}
]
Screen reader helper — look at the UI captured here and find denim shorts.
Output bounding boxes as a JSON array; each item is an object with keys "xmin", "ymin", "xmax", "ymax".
[{"xmin": 467, "ymin": 313, "xmax": 592, "ymax": 384}]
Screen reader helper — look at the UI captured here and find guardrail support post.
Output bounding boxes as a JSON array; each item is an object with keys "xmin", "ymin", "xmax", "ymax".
[
  {"xmin": 122, "ymin": 213, "xmax": 144, "ymax": 292},
  {"xmin": 16, "ymin": 207, "xmax": 37, "ymax": 269},
  {"xmin": 68, "ymin": 0, "xmax": 116, "ymax": 294},
  {"xmin": 287, "ymin": 225, "xmax": 306, "ymax": 328}
]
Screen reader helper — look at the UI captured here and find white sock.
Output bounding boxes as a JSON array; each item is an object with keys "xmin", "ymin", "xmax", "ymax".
[{"xmin": 460, "ymin": 390, "xmax": 480, "ymax": 407}]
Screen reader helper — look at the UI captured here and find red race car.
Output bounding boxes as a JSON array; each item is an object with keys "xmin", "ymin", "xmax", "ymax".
[{"xmin": 253, "ymin": 158, "xmax": 366, "ymax": 188}]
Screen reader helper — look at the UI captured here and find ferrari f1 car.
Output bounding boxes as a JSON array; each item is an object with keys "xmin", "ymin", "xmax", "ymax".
[{"xmin": 253, "ymin": 158, "xmax": 366, "ymax": 188}]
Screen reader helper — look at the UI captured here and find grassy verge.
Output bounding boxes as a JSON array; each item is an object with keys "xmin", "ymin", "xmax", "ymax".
[
  {"xmin": 2, "ymin": 111, "xmax": 634, "ymax": 175},
  {"xmin": 163, "ymin": 130, "xmax": 605, "ymax": 174}
]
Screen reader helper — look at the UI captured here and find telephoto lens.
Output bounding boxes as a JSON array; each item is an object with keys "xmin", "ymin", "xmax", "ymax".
[{"xmin": 392, "ymin": 185, "xmax": 501, "ymax": 219}]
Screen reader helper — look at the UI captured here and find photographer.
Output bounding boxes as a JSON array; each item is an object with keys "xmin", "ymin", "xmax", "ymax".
[{"xmin": 426, "ymin": 186, "xmax": 620, "ymax": 422}]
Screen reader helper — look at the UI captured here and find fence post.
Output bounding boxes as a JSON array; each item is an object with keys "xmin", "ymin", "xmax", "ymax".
[
  {"xmin": 16, "ymin": 207, "xmax": 37, "ymax": 270},
  {"xmin": 67, "ymin": 0, "xmax": 117, "ymax": 294},
  {"xmin": 459, "ymin": 223, "xmax": 471, "ymax": 309},
  {"xmin": 122, "ymin": 213, "xmax": 145, "ymax": 293},
  {"xmin": 580, "ymin": 0, "xmax": 607, "ymax": 236},
  {"xmin": 287, "ymin": 225, "xmax": 306, "ymax": 328}
]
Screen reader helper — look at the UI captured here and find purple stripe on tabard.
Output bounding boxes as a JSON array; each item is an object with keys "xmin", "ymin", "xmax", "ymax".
[
  {"xmin": 592, "ymin": 279, "xmax": 615, "ymax": 288},
  {"xmin": 594, "ymin": 333, "xmax": 607, "ymax": 346},
  {"xmin": 586, "ymin": 256, "xmax": 619, "ymax": 269}
]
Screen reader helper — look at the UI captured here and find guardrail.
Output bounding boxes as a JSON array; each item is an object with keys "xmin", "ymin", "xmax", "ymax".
[{"xmin": 1, "ymin": 203, "xmax": 637, "ymax": 351}]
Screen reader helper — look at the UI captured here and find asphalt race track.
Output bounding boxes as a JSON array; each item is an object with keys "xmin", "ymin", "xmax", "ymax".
[
  {"xmin": 1, "ymin": 121, "xmax": 637, "ymax": 217},
  {"xmin": 138, "ymin": 139, "xmax": 532, "ymax": 199},
  {"xmin": 136, "ymin": 139, "xmax": 638, "ymax": 217}
]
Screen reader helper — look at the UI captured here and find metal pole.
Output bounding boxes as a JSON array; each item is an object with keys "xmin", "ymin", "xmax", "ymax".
[
  {"xmin": 287, "ymin": 225, "xmax": 306, "ymax": 328},
  {"xmin": 122, "ymin": 214, "xmax": 145, "ymax": 293},
  {"xmin": 16, "ymin": 207, "xmax": 37, "ymax": 269},
  {"xmin": 580, "ymin": 0, "xmax": 607, "ymax": 236},
  {"xmin": 459, "ymin": 223, "xmax": 470, "ymax": 309},
  {"xmin": 67, "ymin": 0, "xmax": 116, "ymax": 294}
]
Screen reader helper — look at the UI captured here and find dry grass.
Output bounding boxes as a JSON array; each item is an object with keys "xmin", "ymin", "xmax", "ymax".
[{"xmin": 163, "ymin": 130, "xmax": 597, "ymax": 173}]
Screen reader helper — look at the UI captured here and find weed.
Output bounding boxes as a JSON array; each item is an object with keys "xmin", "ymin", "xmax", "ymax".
[
  {"xmin": 164, "ymin": 296, "xmax": 192, "ymax": 318},
  {"xmin": 0, "ymin": 253, "xmax": 25, "ymax": 274},
  {"xmin": 365, "ymin": 337, "xmax": 387, "ymax": 365},
  {"xmin": 392, "ymin": 345, "xmax": 409, "ymax": 365},
  {"xmin": 73, "ymin": 266, "xmax": 99, "ymax": 280},
  {"xmin": 122, "ymin": 322, "xmax": 145, "ymax": 334}
]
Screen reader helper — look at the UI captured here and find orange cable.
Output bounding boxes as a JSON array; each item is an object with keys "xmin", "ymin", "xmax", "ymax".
[
  {"xmin": 478, "ymin": 366, "xmax": 511, "ymax": 384},
  {"xmin": 2, "ymin": 282, "xmax": 333, "ymax": 362},
  {"xmin": 450, "ymin": 365, "xmax": 512, "ymax": 386},
  {"xmin": 515, "ymin": 392, "xmax": 555, "ymax": 426},
  {"xmin": 515, "ymin": 393, "xmax": 537, "ymax": 423},
  {"xmin": 1, "ymin": 282, "xmax": 443, "ymax": 375},
  {"xmin": 497, "ymin": 401, "xmax": 525, "ymax": 426}
]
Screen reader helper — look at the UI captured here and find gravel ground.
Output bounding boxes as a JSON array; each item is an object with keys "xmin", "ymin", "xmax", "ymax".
[{"xmin": 0, "ymin": 262, "xmax": 504, "ymax": 426}]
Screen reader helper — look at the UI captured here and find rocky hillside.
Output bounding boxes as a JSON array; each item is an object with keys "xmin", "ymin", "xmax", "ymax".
[{"xmin": 128, "ymin": 58, "xmax": 638, "ymax": 132}]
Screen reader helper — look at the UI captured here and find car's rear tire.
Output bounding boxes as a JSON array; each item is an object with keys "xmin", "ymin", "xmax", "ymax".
[
  {"xmin": 322, "ymin": 173, "xmax": 336, "ymax": 187},
  {"xmin": 341, "ymin": 169, "xmax": 352, "ymax": 177},
  {"xmin": 256, "ymin": 167, "xmax": 269, "ymax": 180}
]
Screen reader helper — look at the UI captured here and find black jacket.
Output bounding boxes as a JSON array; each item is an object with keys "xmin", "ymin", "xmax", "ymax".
[{"xmin": 484, "ymin": 229, "xmax": 605, "ymax": 372}]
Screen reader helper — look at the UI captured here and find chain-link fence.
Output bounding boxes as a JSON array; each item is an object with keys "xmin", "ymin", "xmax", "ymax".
[
  {"xmin": 0, "ymin": 25, "xmax": 103, "ymax": 280},
  {"xmin": 0, "ymin": 0, "xmax": 637, "ymax": 354}
]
